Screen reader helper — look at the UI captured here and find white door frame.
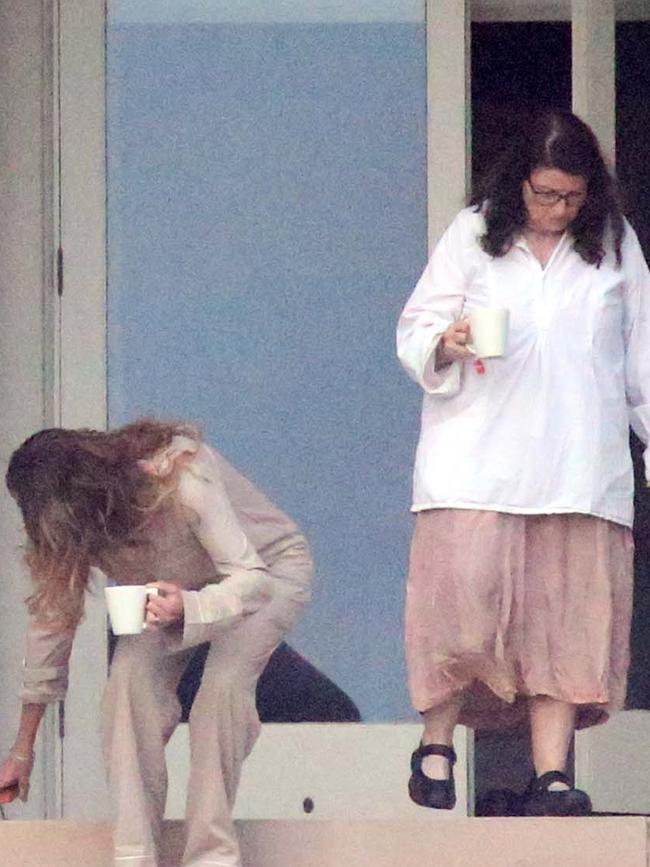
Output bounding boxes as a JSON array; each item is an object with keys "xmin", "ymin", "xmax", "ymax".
[
  {"xmin": 56, "ymin": 0, "xmax": 472, "ymax": 817},
  {"xmin": 52, "ymin": 0, "xmax": 627, "ymax": 821},
  {"xmin": 56, "ymin": 0, "xmax": 110, "ymax": 820}
]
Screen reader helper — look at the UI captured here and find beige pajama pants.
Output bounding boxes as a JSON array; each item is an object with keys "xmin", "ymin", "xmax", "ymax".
[{"xmin": 102, "ymin": 585, "xmax": 306, "ymax": 867}]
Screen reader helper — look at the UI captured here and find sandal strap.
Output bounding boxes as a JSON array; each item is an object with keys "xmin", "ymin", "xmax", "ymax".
[
  {"xmin": 414, "ymin": 743, "xmax": 457, "ymax": 765},
  {"xmin": 534, "ymin": 770, "xmax": 572, "ymax": 792}
]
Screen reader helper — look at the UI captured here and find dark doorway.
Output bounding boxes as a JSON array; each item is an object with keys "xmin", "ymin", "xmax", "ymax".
[
  {"xmin": 471, "ymin": 22, "xmax": 571, "ymax": 185},
  {"xmin": 617, "ymin": 21, "xmax": 650, "ymax": 708}
]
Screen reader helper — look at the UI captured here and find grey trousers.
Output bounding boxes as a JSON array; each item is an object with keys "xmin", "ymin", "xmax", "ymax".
[{"xmin": 101, "ymin": 586, "xmax": 306, "ymax": 867}]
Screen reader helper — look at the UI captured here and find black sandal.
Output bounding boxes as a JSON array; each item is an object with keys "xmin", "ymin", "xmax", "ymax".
[
  {"xmin": 475, "ymin": 787, "xmax": 525, "ymax": 817},
  {"xmin": 408, "ymin": 743, "xmax": 457, "ymax": 810},
  {"xmin": 523, "ymin": 770, "xmax": 592, "ymax": 817}
]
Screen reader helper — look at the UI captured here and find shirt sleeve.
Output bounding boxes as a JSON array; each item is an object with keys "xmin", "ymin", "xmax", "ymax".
[
  {"xmin": 171, "ymin": 443, "xmax": 275, "ymax": 649},
  {"xmin": 396, "ymin": 208, "xmax": 480, "ymax": 395},
  {"xmin": 623, "ymin": 223, "xmax": 650, "ymax": 482},
  {"xmin": 20, "ymin": 618, "xmax": 76, "ymax": 704}
]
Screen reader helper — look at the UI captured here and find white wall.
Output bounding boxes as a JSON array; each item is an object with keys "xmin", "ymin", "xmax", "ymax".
[{"xmin": 0, "ymin": 0, "xmax": 58, "ymax": 819}]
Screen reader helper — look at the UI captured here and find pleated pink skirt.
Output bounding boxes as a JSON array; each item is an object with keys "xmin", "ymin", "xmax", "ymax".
[{"xmin": 405, "ymin": 509, "xmax": 634, "ymax": 730}]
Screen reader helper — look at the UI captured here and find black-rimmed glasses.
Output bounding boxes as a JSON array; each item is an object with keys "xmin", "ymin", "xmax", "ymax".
[{"xmin": 527, "ymin": 179, "xmax": 587, "ymax": 207}]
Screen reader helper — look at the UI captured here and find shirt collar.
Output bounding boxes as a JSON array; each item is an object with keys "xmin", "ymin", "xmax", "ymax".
[{"xmin": 513, "ymin": 231, "xmax": 570, "ymax": 265}]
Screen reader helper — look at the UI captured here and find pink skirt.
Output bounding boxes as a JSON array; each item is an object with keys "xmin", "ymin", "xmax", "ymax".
[{"xmin": 405, "ymin": 509, "xmax": 634, "ymax": 730}]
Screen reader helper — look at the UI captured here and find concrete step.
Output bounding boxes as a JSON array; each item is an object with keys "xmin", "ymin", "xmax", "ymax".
[{"xmin": 1, "ymin": 817, "xmax": 648, "ymax": 867}]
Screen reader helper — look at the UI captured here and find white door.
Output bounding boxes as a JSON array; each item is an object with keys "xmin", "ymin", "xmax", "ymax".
[{"xmin": 57, "ymin": 0, "xmax": 470, "ymax": 818}]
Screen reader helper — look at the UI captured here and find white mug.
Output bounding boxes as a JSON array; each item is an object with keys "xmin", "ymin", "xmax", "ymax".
[
  {"xmin": 468, "ymin": 307, "xmax": 510, "ymax": 358},
  {"xmin": 104, "ymin": 585, "xmax": 159, "ymax": 635}
]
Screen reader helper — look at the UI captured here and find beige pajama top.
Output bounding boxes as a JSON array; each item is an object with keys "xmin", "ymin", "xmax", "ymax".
[{"xmin": 19, "ymin": 437, "xmax": 312, "ymax": 704}]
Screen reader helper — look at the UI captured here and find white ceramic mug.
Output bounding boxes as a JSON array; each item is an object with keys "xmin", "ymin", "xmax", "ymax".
[
  {"xmin": 468, "ymin": 307, "xmax": 510, "ymax": 358},
  {"xmin": 104, "ymin": 585, "xmax": 159, "ymax": 635}
]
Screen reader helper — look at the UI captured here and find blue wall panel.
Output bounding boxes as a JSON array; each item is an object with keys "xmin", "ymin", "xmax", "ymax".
[{"xmin": 107, "ymin": 20, "xmax": 426, "ymax": 720}]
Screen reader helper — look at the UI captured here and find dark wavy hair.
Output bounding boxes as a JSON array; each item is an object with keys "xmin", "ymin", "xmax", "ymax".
[
  {"xmin": 470, "ymin": 111, "xmax": 624, "ymax": 266},
  {"xmin": 6, "ymin": 418, "xmax": 200, "ymax": 627}
]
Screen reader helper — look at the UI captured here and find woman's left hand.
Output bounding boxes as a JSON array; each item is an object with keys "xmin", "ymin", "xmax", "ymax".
[{"xmin": 145, "ymin": 581, "xmax": 184, "ymax": 628}]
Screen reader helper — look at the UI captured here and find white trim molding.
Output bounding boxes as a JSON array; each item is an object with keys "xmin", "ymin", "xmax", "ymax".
[
  {"xmin": 0, "ymin": 0, "xmax": 60, "ymax": 821},
  {"xmin": 426, "ymin": 0, "xmax": 471, "ymax": 251},
  {"xmin": 57, "ymin": 0, "xmax": 110, "ymax": 820},
  {"xmin": 572, "ymin": 0, "xmax": 616, "ymax": 164}
]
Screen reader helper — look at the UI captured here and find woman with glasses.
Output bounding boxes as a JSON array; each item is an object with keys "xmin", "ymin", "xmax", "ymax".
[{"xmin": 397, "ymin": 111, "xmax": 650, "ymax": 815}]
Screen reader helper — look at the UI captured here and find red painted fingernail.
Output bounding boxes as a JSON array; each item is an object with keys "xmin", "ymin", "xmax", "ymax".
[{"xmin": 473, "ymin": 359, "xmax": 486, "ymax": 375}]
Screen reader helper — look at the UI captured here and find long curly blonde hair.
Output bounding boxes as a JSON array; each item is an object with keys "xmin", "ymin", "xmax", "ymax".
[{"xmin": 6, "ymin": 418, "xmax": 200, "ymax": 628}]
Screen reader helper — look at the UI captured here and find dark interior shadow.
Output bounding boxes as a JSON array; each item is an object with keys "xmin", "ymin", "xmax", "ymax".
[{"xmin": 176, "ymin": 641, "xmax": 362, "ymax": 723}]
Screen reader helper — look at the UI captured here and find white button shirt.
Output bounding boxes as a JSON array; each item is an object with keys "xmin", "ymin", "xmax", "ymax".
[{"xmin": 397, "ymin": 207, "xmax": 650, "ymax": 528}]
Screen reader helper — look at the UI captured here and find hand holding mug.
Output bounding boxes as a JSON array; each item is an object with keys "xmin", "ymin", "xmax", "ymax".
[
  {"xmin": 145, "ymin": 581, "xmax": 184, "ymax": 628},
  {"xmin": 436, "ymin": 318, "xmax": 474, "ymax": 367},
  {"xmin": 437, "ymin": 309, "xmax": 510, "ymax": 367}
]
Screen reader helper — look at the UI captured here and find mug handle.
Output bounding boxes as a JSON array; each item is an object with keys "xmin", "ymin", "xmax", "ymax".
[{"xmin": 142, "ymin": 586, "xmax": 160, "ymax": 629}]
